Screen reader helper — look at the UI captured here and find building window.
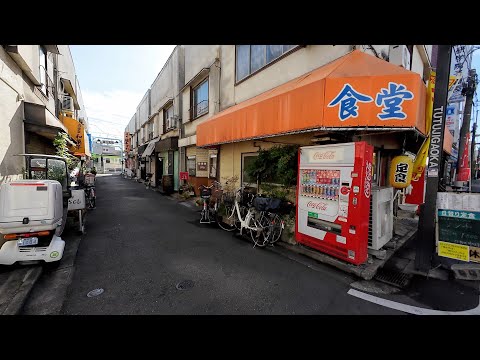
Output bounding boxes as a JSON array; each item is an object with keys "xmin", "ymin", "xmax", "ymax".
[
  {"xmin": 164, "ymin": 104, "xmax": 175, "ymax": 131},
  {"xmin": 236, "ymin": 45, "xmax": 299, "ymax": 83},
  {"xmin": 187, "ymin": 156, "xmax": 196, "ymax": 177},
  {"xmin": 39, "ymin": 46, "xmax": 47, "ymax": 96},
  {"xmin": 192, "ymin": 79, "xmax": 209, "ymax": 119},
  {"xmin": 241, "ymin": 153, "xmax": 258, "ymax": 188},
  {"xmin": 209, "ymin": 154, "xmax": 217, "ymax": 179}
]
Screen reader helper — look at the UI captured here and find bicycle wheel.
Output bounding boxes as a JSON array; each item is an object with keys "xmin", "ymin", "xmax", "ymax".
[
  {"xmin": 266, "ymin": 213, "xmax": 284, "ymax": 244},
  {"xmin": 249, "ymin": 213, "xmax": 268, "ymax": 247},
  {"xmin": 216, "ymin": 201, "xmax": 237, "ymax": 232}
]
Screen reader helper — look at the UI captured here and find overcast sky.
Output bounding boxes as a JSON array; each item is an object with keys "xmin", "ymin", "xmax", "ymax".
[{"xmin": 70, "ymin": 45, "xmax": 176, "ymax": 140}]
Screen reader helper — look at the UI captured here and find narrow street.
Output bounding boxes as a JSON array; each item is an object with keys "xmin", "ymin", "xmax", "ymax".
[{"xmin": 59, "ymin": 175, "xmax": 401, "ymax": 315}]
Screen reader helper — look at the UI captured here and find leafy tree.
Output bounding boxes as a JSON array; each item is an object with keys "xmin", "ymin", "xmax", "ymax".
[
  {"xmin": 53, "ymin": 132, "xmax": 79, "ymax": 171},
  {"xmin": 245, "ymin": 145, "xmax": 299, "ymax": 187}
]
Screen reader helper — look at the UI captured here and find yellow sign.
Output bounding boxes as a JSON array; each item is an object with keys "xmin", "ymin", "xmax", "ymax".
[
  {"xmin": 412, "ymin": 137, "xmax": 430, "ymax": 181},
  {"xmin": 470, "ymin": 246, "xmax": 480, "ymax": 263},
  {"xmin": 389, "ymin": 154, "xmax": 414, "ymax": 188},
  {"xmin": 438, "ymin": 241, "xmax": 469, "ymax": 262},
  {"xmin": 62, "ymin": 115, "xmax": 87, "ymax": 156}
]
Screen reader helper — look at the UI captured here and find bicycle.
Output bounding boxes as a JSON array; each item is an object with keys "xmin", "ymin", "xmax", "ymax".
[
  {"xmin": 199, "ymin": 181, "xmax": 222, "ymax": 224},
  {"xmin": 216, "ymin": 186, "xmax": 269, "ymax": 245},
  {"xmin": 250, "ymin": 197, "xmax": 286, "ymax": 247},
  {"xmin": 85, "ymin": 184, "xmax": 96, "ymax": 209},
  {"xmin": 145, "ymin": 173, "xmax": 153, "ymax": 189}
]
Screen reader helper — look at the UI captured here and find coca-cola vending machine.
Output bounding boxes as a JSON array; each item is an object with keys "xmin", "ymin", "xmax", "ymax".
[{"xmin": 295, "ymin": 142, "xmax": 373, "ymax": 265}]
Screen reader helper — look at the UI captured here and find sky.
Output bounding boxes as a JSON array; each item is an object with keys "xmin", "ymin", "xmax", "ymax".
[{"xmin": 70, "ymin": 45, "xmax": 176, "ymax": 140}]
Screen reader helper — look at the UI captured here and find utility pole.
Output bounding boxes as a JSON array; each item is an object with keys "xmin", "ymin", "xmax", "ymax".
[
  {"xmin": 456, "ymin": 69, "xmax": 477, "ymax": 184},
  {"xmin": 472, "ymin": 121, "xmax": 477, "ymax": 181},
  {"xmin": 415, "ymin": 45, "xmax": 452, "ymax": 273}
]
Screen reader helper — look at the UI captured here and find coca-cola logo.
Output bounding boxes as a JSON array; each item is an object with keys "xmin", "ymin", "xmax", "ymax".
[
  {"xmin": 364, "ymin": 161, "xmax": 372, "ymax": 199},
  {"xmin": 313, "ymin": 151, "xmax": 335, "ymax": 160},
  {"xmin": 307, "ymin": 201, "xmax": 328, "ymax": 211},
  {"xmin": 340, "ymin": 186, "xmax": 350, "ymax": 195}
]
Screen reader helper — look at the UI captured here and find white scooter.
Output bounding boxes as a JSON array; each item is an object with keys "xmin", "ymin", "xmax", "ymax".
[{"xmin": 0, "ymin": 154, "xmax": 72, "ymax": 265}]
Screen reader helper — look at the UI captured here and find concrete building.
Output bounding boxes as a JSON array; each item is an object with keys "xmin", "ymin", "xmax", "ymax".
[
  {"xmin": 126, "ymin": 45, "xmax": 457, "ymax": 200},
  {"xmin": 178, "ymin": 45, "xmax": 221, "ymax": 191},
  {"xmin": 125, "ymin": 46, "xmax": 184, "ymax": 192},
  {"xmin": 0, "ymin": 45, "xmax": 90, "ymax": 184},
  {"xmin": 92, "ymin": 136, "xmax": 123, "ymax": 173},
  {"xmin": 193, "ymin": 45, "xmax": 448, "ymax": 195}
]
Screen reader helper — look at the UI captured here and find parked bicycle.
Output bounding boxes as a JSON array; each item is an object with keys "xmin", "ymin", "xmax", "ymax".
[
  {"xmin": 215, "ymin": 187, "xmax": 276, "ymax": 247},
  {"xmin": 84, "ymin": 172, "xmax": 96, "ymax": 209},
  {"xmin": 199, "ymin": 181, "xmax": 222, "ymax": 224}
]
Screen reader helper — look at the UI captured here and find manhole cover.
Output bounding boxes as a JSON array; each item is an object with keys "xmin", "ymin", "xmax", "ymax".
[
  {"xmin": 374, "ymin": 268, "xmax": 412, "ymax": 289},
  {"xmin": 176, "ymin": 280, "xmax": 194, "ymax": 290},
  {"xmin": 87, "ymin": 288, "xmax": 104, "ymax": 297}
]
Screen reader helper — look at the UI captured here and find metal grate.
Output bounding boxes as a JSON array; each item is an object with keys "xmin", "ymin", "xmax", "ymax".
[
  {"xmin": 368, "ymin": 195, "xmax": 373, "ymax": 246},
  {"xmin": 374, "ymin": 268, "xmax": 413, "ymax": 288}
]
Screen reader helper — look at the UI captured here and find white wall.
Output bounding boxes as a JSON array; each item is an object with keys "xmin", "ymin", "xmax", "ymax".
[
  {"xmin": 138, "ymin": 90, "xmax": 150, "ymax": 127},
  {"xmin": 0, "ymin": 47, "xmax": 26, "ymax": 182},
  {"xmin": 184, "ymin": 45, "xmax": 219, "ymax": 85}
]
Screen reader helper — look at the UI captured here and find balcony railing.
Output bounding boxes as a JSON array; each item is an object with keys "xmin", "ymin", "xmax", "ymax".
[{"xmin": 188, "ymin": 100, "xmax": 208, "ymax": 120}]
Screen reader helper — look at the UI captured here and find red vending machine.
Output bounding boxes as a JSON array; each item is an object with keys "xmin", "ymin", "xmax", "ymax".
[{"xmin": 295, "ymin": 142, "xmax": 373, "ymax": 265}]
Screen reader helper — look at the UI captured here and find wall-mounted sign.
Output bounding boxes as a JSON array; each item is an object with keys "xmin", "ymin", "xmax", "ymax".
[
  {"xmin": 180, "ymin": 171, "xmax": 189, "ymax": 181},
  {"xmin": 437, "ymin": 192, "xmax": 480, "ymax": 262},
  {"xmin": 197, "ymin": 162, "xmax": 207, "ymax": 171}
]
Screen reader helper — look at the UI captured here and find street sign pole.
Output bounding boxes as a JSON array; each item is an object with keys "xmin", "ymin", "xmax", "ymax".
[{"xmin": 415, "ymin": 45, "xmax": 453, "ymax": 273}]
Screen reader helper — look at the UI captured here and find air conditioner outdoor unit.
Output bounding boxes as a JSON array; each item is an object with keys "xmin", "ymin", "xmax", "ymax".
[
  {"xmin": 368, "ymin": 186, "xmax": 394, "ymax": 250},
  {"xmin": 62, "ymin": 95, "xmax": 74, "ymax": 112},
  {"xmin": 167, "ymin": 117, "xmax": 177, "ymax": 130},
  {"xmin": 389, "ymin": 45, "xmax": 411, "ymax": 70}
]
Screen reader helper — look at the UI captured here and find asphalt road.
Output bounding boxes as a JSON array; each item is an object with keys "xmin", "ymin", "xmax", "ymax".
[{"xmin": 60, "ymin": 175, "xmax": 402, "ymax": 315}]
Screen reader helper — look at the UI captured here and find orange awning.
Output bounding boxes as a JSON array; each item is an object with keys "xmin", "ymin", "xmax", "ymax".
[{"xmin": 197, "ymin": 50, "xmax": 427, "ymax": 147}]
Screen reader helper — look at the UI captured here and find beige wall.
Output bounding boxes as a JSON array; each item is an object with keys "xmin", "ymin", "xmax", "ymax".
[
  {"xmin": 219, "ymin": 133, "xmax": 313, "ymax": 186},
  {"xmin": 138, "ymin": 90, "xmax": 150, "ymax": 128},
  {"xmin": 150, "ymin": 46, "xmax": 184, "ymax": 129},
  {"xmin": 184, "ymin": 45, "xmax": 219, "ymax": 85},
  {"xmin": 0, "ymin": 48, "xmax": 26, "ymax": 183},
  {"xmin": 222, "ymin": 45, "xmax": 352, "ymax": 106}
]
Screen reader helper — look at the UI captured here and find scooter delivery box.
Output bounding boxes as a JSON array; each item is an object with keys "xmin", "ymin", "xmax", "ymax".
[{"xmin": 0, "ymin": 180, "xmax": 63, "ymax": 234}]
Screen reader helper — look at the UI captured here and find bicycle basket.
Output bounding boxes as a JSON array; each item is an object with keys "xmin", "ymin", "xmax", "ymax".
[
  {"xmin": 200, "ymin": 187, "xmax": 212, "ymax": 198},
  {"xmin": 253, "ymin": 197, "xmax": 282, "ymax": 212}
]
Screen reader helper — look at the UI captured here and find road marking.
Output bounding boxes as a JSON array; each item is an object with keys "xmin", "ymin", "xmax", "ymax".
[{"xmin": 347, "ymin": 288, "xmax": 480, "ymax": 315}]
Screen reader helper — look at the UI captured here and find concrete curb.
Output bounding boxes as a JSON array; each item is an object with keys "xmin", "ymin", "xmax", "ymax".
[{"xmin": 1, "ymin": 266, "xmax": 43, "ymax": 315}]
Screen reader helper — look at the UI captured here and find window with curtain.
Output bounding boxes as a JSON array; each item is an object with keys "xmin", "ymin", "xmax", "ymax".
[{"xmin": 236, "ymin": 45, "xmax": 299, "ymax": 82}]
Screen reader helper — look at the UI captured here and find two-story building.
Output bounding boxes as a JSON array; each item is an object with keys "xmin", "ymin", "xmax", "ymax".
[
  {"xmin": 126, "ymin": 45, "xmax": 455, "ymax": 201},
  {"xmin": 1, "ymin": 45, "xmax": 90, "ymax": 183}
]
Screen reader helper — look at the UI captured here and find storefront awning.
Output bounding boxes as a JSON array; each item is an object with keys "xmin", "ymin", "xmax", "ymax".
[
  {"xmin": 24, "ymin": 102, "xmax": 67, "ymax": 133},
  {"xmin": 142, "ymin": 138, "xmax": 159, "ymax": 157},
  {"xmin": 197, "ymin": 50, "xmax": 427, "ymax": 147},
  {"xmin": 155, "ymin": 137, "xmax": 178, "ymax": 152}
]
